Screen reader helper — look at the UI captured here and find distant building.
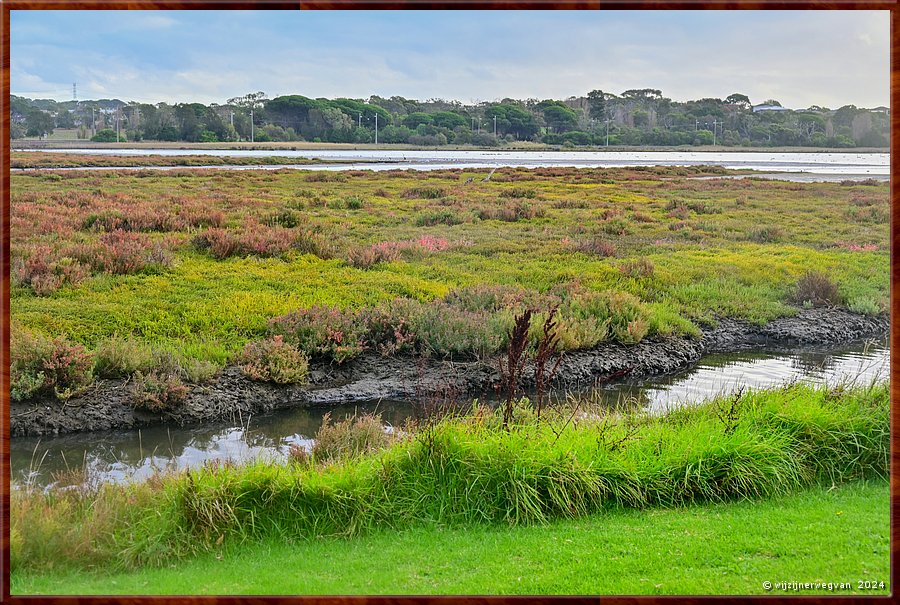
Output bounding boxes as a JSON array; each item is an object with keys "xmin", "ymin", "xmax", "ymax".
[{"xmin": 752, "ymin": 104, "xmax": 790, "ymax": 113}]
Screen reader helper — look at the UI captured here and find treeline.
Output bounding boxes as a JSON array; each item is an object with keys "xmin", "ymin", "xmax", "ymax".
[{"xmin": 10, "ymin": 88, "xmax": 890, "ymax": 148}]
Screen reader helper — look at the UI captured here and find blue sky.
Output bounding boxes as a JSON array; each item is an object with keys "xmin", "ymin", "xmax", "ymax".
[{"xmin": 10, "ymin": 10, "xmax": 890, "ymax": 108}]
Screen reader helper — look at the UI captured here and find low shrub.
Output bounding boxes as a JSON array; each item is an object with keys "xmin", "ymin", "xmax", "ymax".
[
  {"xmin": 193, "ymin": 225, "xmax": 334, "ymax": 260},
  {"xmin": 746, "ymin": 226, "xmax": 785, "ymax": 243},
  {"xmin": 476, "ymin": 201, "xmax": 544, "ymax": 222},
  {"xmin": 343, "ymin": 195, "xmax": 365, "ymax": 210},
  {"xmin": 312, "ymin": 412, "xmax": 397, "ymax": 462},
  {"xmin": 130, "ymin": 371, "xmax": 190, "ymax": 413},
  {"xmin": 414, "ymin": 209, "xmax": 465, "ymax": 226},
  {"xmin": 347, "ymin": 235, "xmax": 452, "ymax": 269},
  {"xmin": 600, "ymin": 218, "xmax": 631, "ymax": 236},
  {"xmin": 402, "ymin": 186, "xmax": 446, "ymax": 199},
  {"xmin": 498, "ymin": 187, "xmax": 537, "ymax": 199},
  {"xmin": 269, "ymin": 306, "xmax": 368, "ymax": 363},
  {"xmin": 68, "ymin": 231, "xmax": 173, "ymax": 275},
  {"xmin": 555, "ymin": 288, "xmax": 650, "ymax": 348},
  {"xmin": 790, "ymin": 271, "xmax": 843, "ymax": 307},
  {"xmin": 553, "ymin": 199, "xmax": 590, "ymax": 209},
  {"xmin": 847, "ymin": 296, "xmax": 884, "ymax": 316},
  {"xmin": 409, "ymin": 304, "xmax": 512, "ymax": 359},
  {"xmin": 10, "ymin": 326, "xmax": 93, "ymax": 401},
  {"xmin": 686, "ymin": 202, "xmax": 722, "ymax": 215},
  {"xmin": 240, "ymin": 336, "xmax": 309, "ymax": 384},
  {"xmin": 666, "ymin": 206, "xmax": 690, "ymax": 220},
  {"xmin": 93, "ymin": 336, "xmax": 154, "ymax": 378},
  {"xmin": 619, "ymin": 258, "xmax": 655, "ymax": 279},
  {"xmin": 571, "ymin": 237, "xmax": 617, "ymax": 257},
  {"xmin": 443, "ymin": 284, "xmax": 531, "ymax": 312},
  {"xmin": 305, "ymin": 172, "xmax": 347, "ymax": 183},
  {"xmin": 176, "ymin": 204, "xmax": 224, "ymax": 229},
  {"xmin": 846, "ymin": 205, "xmax": 889, "ymax": 223},
  {"xmin": 180, "ymin": 359, "xmax": 221, "ymax": 384},
  {"xmin": 12, "ymin": 247, "xmax": 90, "ymax": 296},
  {"xmin": 82, "ymin": 207, "xmax": 176, "ymax": 233},
  {"xmin": 833, "ymin": 241, "xmax": 879, "ymax": 252},
  {"xmin": 630, "ymin": 211, "xmax": 656, "ymax": 223},
  {"xmin": 358, "ymin": 300, "xmax": 418, "ymax": 356},
  {"xmin": 266, "ymin": 208, "xmax": 303, "ymax": 228},
  {"xmin": 347, "ymin": 244, "xmax": 401, "ymax": 269}
]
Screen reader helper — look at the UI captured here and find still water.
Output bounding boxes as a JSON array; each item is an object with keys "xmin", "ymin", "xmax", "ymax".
[
  {"xmin": 17, "ymin": 149, "xmax": 889, "ymax": 176},
  {"xmin": 11, "ymin": 338, "xmax": 888, "ymax": 490}
]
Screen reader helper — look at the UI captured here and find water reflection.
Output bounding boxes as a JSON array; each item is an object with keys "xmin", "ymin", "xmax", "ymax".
[{"xmin": 10, "ymin": 338, "xmax": 888, "ymax": 489}]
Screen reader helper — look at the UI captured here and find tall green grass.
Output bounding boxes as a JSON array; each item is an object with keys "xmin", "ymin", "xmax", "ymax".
[{"xmin": 11, "ymin": 382, "xmax": 888, "ymax": 572}]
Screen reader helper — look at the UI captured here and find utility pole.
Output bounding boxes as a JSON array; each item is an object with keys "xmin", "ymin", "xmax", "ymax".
[
  {"xmin": 91, "ymin": 107, "xmax": 95, "ymax": 136},
  {"xmin": 493, "ymin": 116, "xmax": 497, "ymax": 136},
  {"xmin": 358, "ymin": 113, "xmax": 362, "ymax": 129},
  {"xmin": 251, "ymin": 107, "xmax": 254, "ymax": 143},
  {"xmin": 606, "ymin": 117, "xmax": 610, "ymax": 147},
  {"xmin": 712, "ymin": 120, "xmax": 718, "ymax": 145},
  {"xmin": 116, "ymin": 106, "xmax": 120, "ymax": 142},
  {"xmin": 374, "ymin": 112, "xmax": 378, "ymax": 145}
]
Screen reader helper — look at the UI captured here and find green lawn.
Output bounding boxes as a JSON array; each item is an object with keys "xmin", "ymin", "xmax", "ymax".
[{"xmin": 12, "ymin": 480, "xmax": 889, "ymax": 596}]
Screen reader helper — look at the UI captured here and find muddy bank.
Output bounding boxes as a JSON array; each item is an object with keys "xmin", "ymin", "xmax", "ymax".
[{"xmin": 11, "ymin": 308, "xmax": 888, "ymax": 437}]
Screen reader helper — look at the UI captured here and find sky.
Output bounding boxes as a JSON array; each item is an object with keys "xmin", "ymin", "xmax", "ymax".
[{"xmin": 10, "ymin": 10, "xmax": 890, "ymax": 109}]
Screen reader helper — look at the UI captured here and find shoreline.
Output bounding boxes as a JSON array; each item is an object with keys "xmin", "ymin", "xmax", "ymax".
[
  {"xmin": 10, "ymin": 308, "xmax": 888, "ymax": 438},
  {"xmin": 12, "ymin": 140, "xmax": 890, "ymax": 154}
]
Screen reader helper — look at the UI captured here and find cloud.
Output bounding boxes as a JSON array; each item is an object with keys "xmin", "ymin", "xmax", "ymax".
[{"xmin": 9, "ymin": 10, "xmax": 890, "ymax": 108}]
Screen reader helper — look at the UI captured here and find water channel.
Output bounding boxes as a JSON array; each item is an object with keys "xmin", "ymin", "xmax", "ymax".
[{"xmin": 11, "ymin": 337, "xmax": 888, "ymax": 490}]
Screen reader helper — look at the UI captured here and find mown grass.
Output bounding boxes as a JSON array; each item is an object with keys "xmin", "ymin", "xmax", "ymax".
[
  {"xmin": 11, "ymin": 479, "xmax": 888, "ymax": 595},
  {"xmin": 10, "ymin": 383, "xmax": 888, "ymax": 574}
]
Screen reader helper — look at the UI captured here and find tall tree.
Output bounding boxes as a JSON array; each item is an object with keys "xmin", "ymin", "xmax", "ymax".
[{"xmin": 587, "ymin": 89, "xmax": 608, "ymax": 120}]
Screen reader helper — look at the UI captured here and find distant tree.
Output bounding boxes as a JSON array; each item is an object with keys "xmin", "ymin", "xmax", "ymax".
[
  {"xmin": 229, "ymin": 91, "xmax": 269, "ymax": 140},
  {"xmin": 484, "ymin": 104, "xmax": 540, "ymax": 139},
  {"xmin": 91, "ymin": 128, "xmax": 124, "ymax": 142},
  {"xmin": 541, "ymin": 104, "xmax": 578, "ymax": 132},
  {"xmin": 402, "ymin": 112, "xmax": 434, "ymax": 129},
  {"xmin": 329, "ymin": 98, "xmax": 391, "ymax": 126},
  {"xmin": 470, "ymin": 131, "xmax": 500, "ymax": 147},
  {"xmin": 55, "ymin": 109, "xmax": 75, "ymax": 129},
  {"xmin": 587, "ymin": 89, "xmax": 608, "ymax": 120},
  {"xmin": 725, "ymin": 93, "xmax": 751, "ymax": 109},
  {"xmin": 796, "ymin": 112, "xmax": 825, "ymax": 139},
  {"xmin": 157, "ymin": 125, "xmax": 180, "ymax": 141},
  {"xmin": 10, "ymin": 122, "xmax": 26, "ymax": 139},
  {"xmin": 621, "ymin": 89, "xmax": 663, "ymax": 101},
  {"xmin": 25, "ymin": 109, "xmax": 55, "ymax": 138},
  {"xmin": 265, "ymin": 95, "xmax": 320, "ymax": 131},
  {"xmin": 431, "ymin": 111, "xmax": 467, "ymax": 130},
  {"xmin": 632, "ymin": 108, "xmax": 650, "ymax": 128}
]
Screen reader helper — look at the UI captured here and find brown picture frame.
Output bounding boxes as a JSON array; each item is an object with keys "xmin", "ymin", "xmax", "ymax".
[{"xmin": 1, "ymin": 2, "xmax": 895, "ymax": 602}]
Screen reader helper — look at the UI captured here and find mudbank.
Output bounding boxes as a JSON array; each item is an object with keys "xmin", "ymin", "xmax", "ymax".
[{"xmin": 11, "ymin": 308, "xmax": 889, "ymax": 437}]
